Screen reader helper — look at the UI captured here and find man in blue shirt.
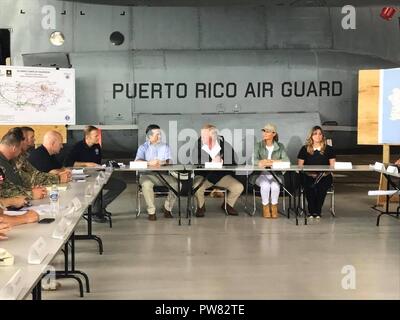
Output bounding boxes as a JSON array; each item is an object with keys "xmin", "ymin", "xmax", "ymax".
[{"xmin": 135, "ymin": 124, "xmax": 177, "ymax": 221}]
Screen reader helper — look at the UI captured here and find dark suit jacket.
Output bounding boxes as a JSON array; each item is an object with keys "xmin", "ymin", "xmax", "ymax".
[{"xmin": 191, "ymin": 136, "xmax": 238, "ymax": 184}]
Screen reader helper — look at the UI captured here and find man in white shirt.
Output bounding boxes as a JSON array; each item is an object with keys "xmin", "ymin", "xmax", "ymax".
[{"xmin": 192, "ymin": 124, "xmax": 244, "ymax": 217}]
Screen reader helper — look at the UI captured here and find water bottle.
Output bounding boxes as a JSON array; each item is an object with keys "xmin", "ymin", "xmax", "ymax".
[
  {"xmin": 49, "ymin": 184, "xmax": 60, "ymax": 217},
  {"xmin": 94, "ymin": 175, "xmax": 101, "ymax": 189},
  {"xmin": 85, "ymin": 184, "xmax": 93, "ymax": 197}
]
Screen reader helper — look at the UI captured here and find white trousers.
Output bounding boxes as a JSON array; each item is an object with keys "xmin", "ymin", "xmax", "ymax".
[{"xmin": 255, "ymin": 174, "xmax": 280, "ymax": 205}]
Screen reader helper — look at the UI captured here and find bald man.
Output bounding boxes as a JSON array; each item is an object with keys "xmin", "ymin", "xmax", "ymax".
[
  {"xmin": 28, "ymin": 131, "xmax": 70, "ymax": 175},
  {"xmin": 15, "ymin": 127, "xmax": 70, "ymax": 187}
]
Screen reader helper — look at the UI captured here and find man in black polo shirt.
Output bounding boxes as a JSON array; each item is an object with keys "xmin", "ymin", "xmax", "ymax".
[
  {"xmin": 28, "ymin": 130, "xmax": 71, "ymax": 175},
  {"xmin": 65, "ymin": 126, "xmax": 127, "ymax": 223}
]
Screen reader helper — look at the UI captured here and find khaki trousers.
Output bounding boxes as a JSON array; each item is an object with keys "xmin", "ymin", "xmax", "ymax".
[
  {"xmin": 193, "ymin": 175, "xmax": 244, "ymax": 208},
  {"xmin": 139, "ymin": 174, "xmax": 179, "ymax": 215}
]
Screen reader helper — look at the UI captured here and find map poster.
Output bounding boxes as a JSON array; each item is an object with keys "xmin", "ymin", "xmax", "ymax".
[
  {"xmin": 379, "ymin": 68, "xmax": 400, "ymax": 144},
  {"xmin": 0, "ymin": 66, "xmax": 75, "ymax": 125}
]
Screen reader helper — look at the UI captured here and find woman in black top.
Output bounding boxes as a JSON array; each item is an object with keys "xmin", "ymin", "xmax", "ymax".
[{"xmin": 297, "ymin": 126, "xmax": 336, "ymax": 218}]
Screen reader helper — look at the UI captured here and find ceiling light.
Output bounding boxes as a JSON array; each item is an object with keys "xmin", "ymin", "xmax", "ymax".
[{"xmin": 49, "ymin": 31, "xmax": 65, "ymax": 46}]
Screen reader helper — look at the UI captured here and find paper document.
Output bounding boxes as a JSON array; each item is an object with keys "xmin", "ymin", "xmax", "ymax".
[
  {"xmin": 3, "ymin": 210, "xmax": 28, "ymax": 216},
  {"xmin": 368, "ymin": 190, "xmax": 398, "ymax": 196},
  {"xmin": 72, "ymin": 174, "xmax": 88, "ymax": 180},
  {"xmin": 46, "ymin": 185, "xmax": 68, "ymax": 192}
]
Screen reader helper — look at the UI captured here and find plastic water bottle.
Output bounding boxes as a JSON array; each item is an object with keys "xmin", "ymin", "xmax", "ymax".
[
  {"xmin": 94, "ymin": 175, "xmax": 101, "ymax": 189},
  {"xmin": 49, "ymin": 184, "xmax": 60, "ymax": 217}
]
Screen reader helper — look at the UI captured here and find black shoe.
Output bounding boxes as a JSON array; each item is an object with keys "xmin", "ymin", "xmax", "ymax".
[
  {"xmin": 93, "ymin": 214, "xmax": 107, "ymax": 223},
  {"xmin": 102, "ymin": 209, "xmax": 112, "ymax": 216},
  {"xmin": 163, "ymin": 208, "xmax": 173, "ymax": 218},
  {"xmin": 195, "ymin": 205, "xmax": 206, "ymax": 217},
  {"xmin": 148, "ymin": 214, "xmax": 157, "ymax": 221}
]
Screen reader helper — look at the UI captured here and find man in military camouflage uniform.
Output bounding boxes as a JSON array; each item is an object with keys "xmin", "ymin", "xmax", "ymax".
[
  {"xmin": 0, "ymin": 167, "xmax": 39, "ymax": 235},
  {"xmin": 0, "ymin": 128, "xmax": 47, "ymax": 200},
  {"xmin": 14, "ymin": 127, "xmax": 70, "ymax": 189}
]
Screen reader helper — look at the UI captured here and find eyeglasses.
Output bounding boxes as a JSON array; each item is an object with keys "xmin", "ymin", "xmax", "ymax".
[{"xmin": 262, "ymin": 129, "xmax": 275, "ymax": 133}]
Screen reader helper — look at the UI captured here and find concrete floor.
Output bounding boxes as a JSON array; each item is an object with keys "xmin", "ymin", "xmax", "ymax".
[{"xmin": 42, "ymin": 172, "xmax": 400, "ymax": 300}]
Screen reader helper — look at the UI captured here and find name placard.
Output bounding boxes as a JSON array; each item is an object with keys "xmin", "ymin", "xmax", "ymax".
[
  {"xmin": 0, "ymin": 269, "xmax": 25, "ymax": 300},
  {"xmin": 205, "ymin": 162, "xmax": 223, "ymax": 169},
  {"xmin": 272, "ymin": 161, "xmax": 291, "ymax": 169},
  {"xmin": 28, "ymin": 237, "xmax": 48, "ymax": 265},
  {"xmin": 130, "ymin": 161, "xmax": 148, "ymax": 169},
  {"xmin": 386, "ymin": 165, "xmax": 399, "ymax": 175},
  {"xmin": 334, "ymin": 162, "xmax": 353, "ymax": 169},
  {"xmin": 374, "ymin": 162, "xmax": 385, "ymax": 171}
]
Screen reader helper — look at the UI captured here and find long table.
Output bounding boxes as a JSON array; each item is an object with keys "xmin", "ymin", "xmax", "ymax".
[
  {"xmin": 371, "ymin": 167, "xmax": 400, "ymax": 226},
  {"xmin": 120, "ymin": 164, "xmax": 378, "ymax": 225},
  {"xmin": 0, "ymin": 170, "xmax": 111, "ymax": 300}
]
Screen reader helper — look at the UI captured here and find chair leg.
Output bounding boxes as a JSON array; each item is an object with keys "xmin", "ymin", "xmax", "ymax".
[
  {"xmin": 224, "ymin": 192, "xmax": 228, "ymax": 216},
  {"xmin": 282, "ymin": 191, "xmax": 286, "ymax": 215},
  {"xmin": 136, "ymin": 189, "xmax": 141, "ymax": 218},
  {"xmin": 330, "ymin": 191, "xmax": 336, "ymax": 217},
  {"xmin": 300, "ymin": 190, "xmax": 304, "ymax": 216},
  {"xmin": 251, "ymin": 190, "xmax": 256, "ymax": 216}
]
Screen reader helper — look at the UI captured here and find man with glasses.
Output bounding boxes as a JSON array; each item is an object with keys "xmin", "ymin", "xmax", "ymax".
[{"xmin": 134, "ymin": 124, "xmax": 177, "ymax": 221}]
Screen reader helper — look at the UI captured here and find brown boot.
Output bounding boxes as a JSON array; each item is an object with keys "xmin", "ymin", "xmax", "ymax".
[
  {"xmin": 263, "ymin": 204, "xmax": 271, "ymax": 218},
  {"xmin": 271, "ymin": 204, "xmax": 278, "ymax": 218},
  {"xmin": 221, "ymin": 202, "xmax": 239, "ymax": 216},
  {"xmin": 196, "ymin": 205, "xmax": 206, "ymax": 217}
]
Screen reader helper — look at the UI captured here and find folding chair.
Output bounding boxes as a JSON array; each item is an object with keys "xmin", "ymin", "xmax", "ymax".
[
  {"xmin": 135, "ymin": 174, "xmax": 171, "ymax": 218},
  {"xmin": 299, "ymin": 179, "xmax": 335, "ymax": 217},
  {"xmin": 245, "ymin": 183, "xmax": 287, "ymax": 217}
]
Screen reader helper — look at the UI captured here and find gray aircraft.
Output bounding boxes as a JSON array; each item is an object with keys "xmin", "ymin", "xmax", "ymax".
[{"xmin": 0, "ymin": 0, "xmax": 399, "ymax": 161}]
